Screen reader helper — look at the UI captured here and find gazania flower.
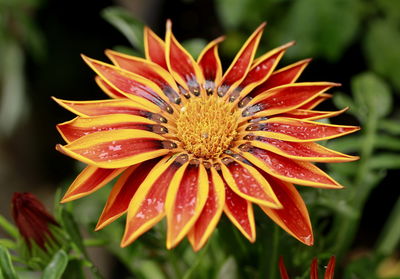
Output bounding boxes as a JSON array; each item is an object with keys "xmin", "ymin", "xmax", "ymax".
[
  {"xmin": 279, "ymin": 256, "xmax": 336, "ymax": 279},
  {"xmin": 55, "ymin": 21, "xmax": 359, "ymax": 250},
  {"xmin": 12, "ymin": 193, "xmax": 61, "ymax": 253}
]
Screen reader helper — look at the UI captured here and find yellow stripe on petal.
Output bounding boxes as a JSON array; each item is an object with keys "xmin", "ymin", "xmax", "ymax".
[
  {"xmin": 251, "ymin": 58, "xmax": 312, "ymax": 96},
  {"xmin": 95, "ymin": 76, "xmax": 126, "ymax": 99},
  {"xmin": 188, "ymin": 167, "xmax": 225, "ymax": 251},
  {"xmin": 121, "ymin": 155, "xmax": 184, "ymax": 247},
  {"xmin": 219, "ymin": 157, "xmax": 281, "ymax": 208},
  {"xmin": 259, "ymin": 174, "xmax": 313, "ymax": 245},
  {"xmin": 81, "ymin": 55, "xmax": 175, "ymax": 115},
  {"xmin": 144, "ymin": 26, "xmax": 168, "ymax": 69},
  {"xmin": 223, "ymin": 182, "xmax": 256, "ymax": 242},
  {"xmin": 218, "ymin": 23, "xmax": 265, "ymax": 98},
  {"xmin": 95, "ymin": 159, "xmax": 159, "ymax": 230},
  {"xmin": 61, "ymin": 166, "xmax": 126, "ymax": 203},
  {"xmin": 241, "ymin": 117, "xmax": 360, "ymax": 142},
  {"xmin": 56, "ymin": 129, "xmax": 174, "ymax": 168},
  {"xmin": 105, "ymin": 50, "xmax": 182, "ymax": 105},
  {"xmin": 165, "ymin": 162, "xmax": 209, "ymax": 249},
  {"xmin": 242, "ymin": 82, "xmax": 339, "ymax": 118},
  {"xmin": 240, "ymin": 147, "xmax": 343, "ymax": 188},
  {"xmin": 241, "ymin": 138, "xmax": 358, "ymax": 162},
  {"xmin": 165, "ymin": 20, "xmax": 205, "ymax": 95},
  {"xmin": 231, "ymin": 41, "xmax": 294, "ymax": 102},
  {"xmin": 197, "ymin": 36, "xmax": 225, "ymax": 93},
  {"xmin": 52, "ymin": 97, "xmax": 159, "ymax": 117},
  {"xmin": 278, "ymin": 108, "xmax": 348, "ymax": 121},
  {"xmin": 57, "ymin": 114, "xmax": 158, "ymax": 143},
  {"xmin": 299, "ymin": 93, "xmax": 331, "ymax": 110}
]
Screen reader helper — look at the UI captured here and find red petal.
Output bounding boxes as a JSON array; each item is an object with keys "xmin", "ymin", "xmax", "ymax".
[
  {"xmin": 144, "ymin": 27, "xmax": 167, "ymax": 69},
  {"xmin": 278, "ymin": 108, "xmax": 348, "ymax": 121},
  {"xmin": 324, "ymin": 256, "xmax": 336, "ymax": 279},
  {"xmin": 95, "ymin": 76, "xmax": 126, "ymax": 99},
  {"xmin": 165, "ymin": 20, "xmax": 204, "ymax": 94},
  {"xmin": 247, "ymin": 137, "xmax": 358, "ymax": 162},
  {"xmin": 57, "ymin": 114, "xmax": 160, "ymax": 143},
  {"xmin": 106, "ymin": 50, "xmax": 181, "ymax": 104},
  {"xmin": 251, "ymin": 58, "xmax": 311, "ymax": 97},
  {"xmin": 231, "ymin": 42, "xmax": 294, "ymax": 101},
  {"xmin": 82, "ymin": 56, "xmax": 173, "ymax": 114},
  {"xmin": 241, "ymin": 147, "xmax": 343, "ymax": 188},
  {"xmin": 220, "ymin": 158, "xmax": 281, "ymax": 208},
  {"xmin": 197, "ymin": 37, "xmax": 224, "ymax": 93},
  {"xmin": 311, "ymin": 258, "xmax": 319, "ymax": 279},
  {"xmin": 188, "ymin": 167, "xmax": 225, "ymax": 251},
  {"xmin": 121, "ymin": 156, "xmax": 184, "ymax": 246},
  {"xmin": 56, "ymin": 130, "xmax": 172, "ymax": 168},
  {"xmin": 166, "ymin": 163, "xmax": 209, "ymax": 248},
  {"xmin": 298, "ymin": 94, "xmax": 331, "ymax": 110},
  {"xmin": 52, "ymin": 97, "xmax": 158, "ymax": 118},
  {"xmin": 278, "ymin": 257, "xmax": 290, "ymax": 279},
  {"xmin": 61, "ymin": 166, "xmax": 125, "ymax": 202},
  {"xmin": 217, "ymin": 23, "xmax": 265, "ymax": 97},
  {"xmin": 223, "ymin": 181, "xmax": 255, "ymax": 242},
  {"xmin": 260, "ymin": 174, "xmax": 313, "ymax": 245},
  {"xmin": 243, "ymin": 117, "xmax": 360, "ymax": 142},
  {"xmin": 242, "ymin": 83, "xmax": 339, "ymax": 117},
  {"xmin": 96, "ymin": 159, "xmax": 158, "ymax": 229}
]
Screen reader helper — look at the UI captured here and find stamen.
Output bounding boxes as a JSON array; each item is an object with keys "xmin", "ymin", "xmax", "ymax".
[{"xmin": 176, "ymin": 95, "xmax": 239, "ymax": 159}]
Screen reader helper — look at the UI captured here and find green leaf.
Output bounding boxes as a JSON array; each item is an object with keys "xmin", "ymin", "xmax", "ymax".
[
  {"xmin": 41, "ymin": 250, "xmax": 68, "ymax": 279},
  {"xmin": 333, "ymin": 92, "xmax": 358, "ymax": 116},
  {"xmin": 327, "ymin": 135, "xmax": 361, "ymax": 153},
  {"xmin": 368, "ymin": 153, "xmax": 400, "ymax": 169},
  {"xmin": 59, "ymin": 207, "xmax": 87, "ymax": 258},
  {"xmin": 277, "ymin": 0, "xmax": 361, "ymax": 61},
  {"xmin": 0, "ymin": 245, "xmax": 18, "ymax": 279},
  {"xmin": 351, "ymin": 72, "xmax": 392, "ymax": 118},
  {"xmin": 379, "ymin": 119, "xmax": 400, "ymax": 135},
  {"xmin": 101, "ymin": 7, "xmax": 144, "ymax": 53},
  {"xmin": 182, "ymin": 38, "xmax": 207, "ymax": 59},
  {"xmin": 375, "ymin": 135, "xmax": 400, "ymax": 151},
  {"xmin": 364, "ymin": 19, "xmax": 400, "ymax": 92},
  {"xmin": 376, "ymin": 196, "xmax": 400, "ymax": 256},
  {"xmin": 0, "ymin": 216, "xmax": 18, "ymax": 239},
  {"xmin": 62, "ymin": 259, "xmax": 85, "ymax": 279}
]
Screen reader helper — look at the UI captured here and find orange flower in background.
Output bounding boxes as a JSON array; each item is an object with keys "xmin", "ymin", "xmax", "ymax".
[
  {"xmin": 279, "ymin": 256, "xmax": 336, "ymax": 279},
  {"xmin": 55, "ymin": 20, "xmax": 359, "ymax": 250}
]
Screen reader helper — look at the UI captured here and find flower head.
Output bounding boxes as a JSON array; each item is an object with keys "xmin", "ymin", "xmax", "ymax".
[
  {"xmin": 279, "ymin": 256, "xmax": 336, "ymax": 279},
  {"xmin": 55, "ymin": 21, "xmax": 359, "ymax": 250},
  {"xmin": 12, "ymin": 192, "xmax": 60, "ymax": 252}
]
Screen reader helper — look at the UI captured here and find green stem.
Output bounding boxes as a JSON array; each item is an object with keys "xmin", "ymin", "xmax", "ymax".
[
  {"xmin": 376, "ymin": 196, "xmax": 400, "ymax": 256},
  {"xmin": 167, "ymin": 249, "xmax": 183, "ymax": 279},
  {"xmin": 182, "ymin": 243, "xmax": 210, "ymax": 279},
  {"xmin": 268, "ymin": 226, "xmax": 280, "ymax": 279},
  {"xmin": 334, "ymin": 114, "xmax": 378, "ymax": 259}
]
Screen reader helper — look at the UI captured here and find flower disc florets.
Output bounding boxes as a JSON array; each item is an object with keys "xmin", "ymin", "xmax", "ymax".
[{"xmin": 176, "ymin": 95, "xmax": 239, "ymax": 159}]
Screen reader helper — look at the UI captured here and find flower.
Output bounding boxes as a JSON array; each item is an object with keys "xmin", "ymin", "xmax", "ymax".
[
  {"xmin": 279, "ymin": 256, "xmax": 336, "ymax": 279},
  {"xmin": 55, "ymin": 20, "xmax": 359, "ymax": 250},
  {"xmin": 12, "ymin": 192, "xmax": 60, "ymax": 252}
]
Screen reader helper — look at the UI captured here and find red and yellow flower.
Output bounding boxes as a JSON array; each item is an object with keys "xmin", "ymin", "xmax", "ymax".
[
  {"xmin": 279, "ymin": 256, "xmax": 336, "ymax": 279},
  {"xmin": 55, "ymin": 21, "xmax": 359, "ymax": 250}
]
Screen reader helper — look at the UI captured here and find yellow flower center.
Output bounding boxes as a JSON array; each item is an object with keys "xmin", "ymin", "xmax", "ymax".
[{"xmin": 176, "ymin": 95, "xmax": 239, "ymax": 159}]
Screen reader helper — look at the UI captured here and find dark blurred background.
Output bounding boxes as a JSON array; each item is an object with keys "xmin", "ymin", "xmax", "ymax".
[{"xmin": 1, "ymin": 0, "xmax": 399, "ymax": 277}]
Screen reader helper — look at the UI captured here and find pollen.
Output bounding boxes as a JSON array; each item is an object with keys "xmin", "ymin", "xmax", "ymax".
[{"xmin": 176, "ymin": 95, "xmax": 239, "ymax": 159}]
